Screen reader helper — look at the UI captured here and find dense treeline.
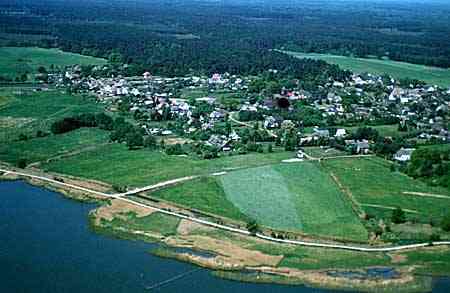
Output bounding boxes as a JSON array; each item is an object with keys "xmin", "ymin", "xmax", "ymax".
[
  {"xmin": 50, "ymin": 113, "xmax": 114, "ymax": 134},
  {"xmin": 2, "ymin": 0, "xmax": 450, "ymax": 78}
]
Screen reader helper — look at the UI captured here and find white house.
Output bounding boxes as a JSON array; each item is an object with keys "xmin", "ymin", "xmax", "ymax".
[{"xmin": 394, "ymin": 148, "xmax": 415, "ymax": 162}]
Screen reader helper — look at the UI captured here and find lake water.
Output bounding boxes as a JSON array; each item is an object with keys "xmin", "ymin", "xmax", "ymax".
[{"xmin": 0, "ymin": 180, "xmax": 449, "ymax": 293}]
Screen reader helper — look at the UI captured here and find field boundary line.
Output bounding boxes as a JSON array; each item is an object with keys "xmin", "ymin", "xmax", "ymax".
[
  {"xmin": 360, "ymin": 203, "xmax": 420, "ymax": 214},
  {"xmin": 402, "ymin": 191, "xmax": 450, "ymax": 199}
]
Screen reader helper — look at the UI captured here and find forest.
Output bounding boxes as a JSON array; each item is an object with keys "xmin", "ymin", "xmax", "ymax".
[{"xmin": 1, "ymin": 0, "xmax": 450, "ymax": 77}]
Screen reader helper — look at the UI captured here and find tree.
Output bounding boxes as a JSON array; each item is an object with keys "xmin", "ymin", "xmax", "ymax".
[
  {"xmin": 17, "ymin": 158, "xmax": 27, "ymax": 169},
  {"xmin": 144, "ymin": 135, "xmax": 157, "ymax": 149},
  {"xmin": 267, "ymin": 144, "xmax": 273, "ymax": 153},
  {"xmin": 391, "ymin": 207, "xmax": 406, "ymax": 224},
  {"xmin": 442, "ymin": 214, "xmax": 450, "ymax": 232},
  {"xmin": 126, "ymin": 132, "xmax": 143, "ymax": 150},
  {"xmin": 246, "ymin": 219, "xmax": 260, "ymax": 235}
]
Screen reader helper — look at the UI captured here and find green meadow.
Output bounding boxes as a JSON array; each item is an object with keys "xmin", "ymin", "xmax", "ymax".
[{"xmin": 43, "ymin": 144, "xmax": 294, "ymax": 187}]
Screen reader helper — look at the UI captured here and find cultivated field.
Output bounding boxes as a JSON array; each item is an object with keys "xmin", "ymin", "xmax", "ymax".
[
  {"xmin": 219, "ymin": 162, "xmax": 367, "ymax": 240},
  {"xmin": 283, "ymin": 51, "xmax": 450, "ymax": 87},
  {"xmin": 322, "ymin": 157, "xmax": 450, "ymax": 222},
  {"xmin": 0, "ymin": 47, "xmax": 106, "ymax": 79}
]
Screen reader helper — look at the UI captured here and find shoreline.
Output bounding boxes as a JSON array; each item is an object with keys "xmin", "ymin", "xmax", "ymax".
[{"xmin": 1, "ymin": 171, "xmax": 449, "ymax": 292}]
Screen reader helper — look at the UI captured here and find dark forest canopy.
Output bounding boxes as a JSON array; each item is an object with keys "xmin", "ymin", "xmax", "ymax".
[{"xmin": 2, "ymin": 0, "xmax": 450, "ymax": 77}]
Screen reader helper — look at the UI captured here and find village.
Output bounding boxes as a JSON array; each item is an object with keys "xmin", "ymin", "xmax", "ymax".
[{"xmin": 48, "ymin": 64, "xmax": 450, "ymax": 164}]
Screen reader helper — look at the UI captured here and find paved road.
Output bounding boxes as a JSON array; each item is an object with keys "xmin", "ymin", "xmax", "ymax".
[{"xmin": 2, "ymin": 168, "xmax": 450, "ymax": 252}]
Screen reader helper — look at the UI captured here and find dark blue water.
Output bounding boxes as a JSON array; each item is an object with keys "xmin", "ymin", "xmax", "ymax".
[{"xmin": 0, "ymin": 181, "xmax": 449, "ymax": 293}]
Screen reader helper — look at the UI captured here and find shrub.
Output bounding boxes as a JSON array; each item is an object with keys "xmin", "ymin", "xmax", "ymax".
[{"xmin": 391, "ymin": 207, "xmax": 406, "ymax": 224}]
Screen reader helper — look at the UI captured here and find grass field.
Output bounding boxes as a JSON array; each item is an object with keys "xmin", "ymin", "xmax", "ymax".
[
  {"xmin": 43, "ymin": 144, "xmax": 294, "ymax": 187},
  {"xmin": 219, "ymin": 162, "xmax": 367, "ymax": 240},
  {"xmin": 344, "ymin": 124, "xmax": 409, "ymax": 138},
  {"xmin": 283, "ymin": 50, "xmax": 450, "ymax": 87},
  {"xmin": 302, "ymin": 147, "xmax": 346, "ymax": 159},
  {"xmin": 0, "ymin": 47, "xmax": 106, "ymax": 79},
  {"xmin": 322, "ymin": 157, "xmax": 450, "ymax": 222},
  {"xmin": 0, "ymin": 128, "xmax": 110, "ymax": 164},
  {"xmin": 150, "ymin": 177, "xmax": 249, "ymax": 222},
  {"xmin": 0, "ymin": 88, "xmax": 104, "ymax": 142}
]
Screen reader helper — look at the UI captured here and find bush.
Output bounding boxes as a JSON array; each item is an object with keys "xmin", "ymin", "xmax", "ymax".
[
  {"xmin": 442, "ymin": 215, "xmax": 450, "ymax": 232},
  {"xmin": 246, "ymin": 219, "xmax": 260, "ymax": 235},
  {"xmin": 165, "ymin": 144, "xmax": 185, "ymax": 155},
  {"xmin": 391, "ymin": 207, "xmax": 406, "ymax": 224},
  {"xmin": 17, "ymin": 158, "xmax": 27, "ymax": 169}
]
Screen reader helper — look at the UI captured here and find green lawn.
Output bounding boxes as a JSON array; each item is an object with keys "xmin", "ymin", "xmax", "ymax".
[
  {"xmin": 283, "ymin": 50, "xmax": 450, "ymax": 87},
  {"xmin": 0, "ymin": 128, "xmax": 110, "ymax": 164},
  {"xmin": 0, "ymin": 47, "xmax": 106, "ymax": 79},
  {"xmin": 0, "ymin": 88, "xmax": 104, "ymax": 142},
  {"xmin": 43, "ymin": 143, "xmax": 294, "ymax": 187},
  {"xmin": 322, "ymin": 157, "xmax": 450, "ymax": 222},
  {"xmin": 219, "ymin": 162, "xmax": 367, "ymax": 240},
  {"xmin": 150, "ymin": 176, "xmax": 249, "ymax": 222}
]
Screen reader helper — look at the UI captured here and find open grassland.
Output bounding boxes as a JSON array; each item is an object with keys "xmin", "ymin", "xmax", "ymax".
[
  {"xmin": 322, "ymin": 157, "xmax": 450, "ymax": 222},
  {"xmin": 43, "ymin": 144, "xmax": 294, "ymax": 187},
  {"xmin": 283, "ymin": 51, "xmax": 450, "ymax": 87},
  {"xmin": 150, "ymin": 176, "xmax": 249, "ymax": 222},
  {"xmin": 0, "ymin": 88, "xmax": 103, "ymax": 143},
  {"xmin": 0, "ymin": 128, "xmax": 110, "ymax": 164},
  {"xmin": 0, "ymin": 47, "xmax": 106, "ymax": 79},
  {"xmin": 220, "ymin": 162, "xmax": 367, "ymax": 240}
]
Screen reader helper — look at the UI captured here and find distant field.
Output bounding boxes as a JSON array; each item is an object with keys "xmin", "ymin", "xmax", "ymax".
[
  {"xmin": 0, "ymin": 88, "xmax": 104, "ymax": 143},
  {"xmin": 283, "ymin": 50, "xmax": 450, "ymax": 87},
  {"xmin": 0, "ymin": 128, "xmax": 109, "ymax": 164},
  {"xmin": 220, "ymin": 162, "xmax": 367, "ymax": 240},
  {"xmin": 344, "ymin": 124, "xmax": 409, "ymax": 138},
  {"xmin": 43, "ymin": 144, "xmax": 294, "ymax": 187},
  {"xmin": 322, "ymin": 157, "xmax": 450, "ymax": 222},
  {"xmin": 0, "ymin": 47, "xmax": 106, "ymax": 79}
]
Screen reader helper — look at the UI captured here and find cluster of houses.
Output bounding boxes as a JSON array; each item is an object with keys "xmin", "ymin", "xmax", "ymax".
[{"xmin": 54, "ymin": 66, "xmax": 450, "ymax": 162}]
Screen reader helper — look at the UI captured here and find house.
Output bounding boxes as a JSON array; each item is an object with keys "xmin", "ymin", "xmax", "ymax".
[
  {"xmin": 264, "ymin": 116, "xmax": 279, "ymax": 129},
  {"xmin": 355, "ymin": 140, "xmax": 370, "ymax": 154},
  {"xmin": 313, "ymin": 128, "xmax": 330, "ymax": 138},
  {"xmin": 394, "ymin": 148, "xmax": 415, "ymax": 162},
  {"xmin": 334, "ymin": 128, "xmax": 347, "ymax": 138},
  {"xmin": 346, "ymin": 139, "xmax": 370, "ymax": 154}
]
